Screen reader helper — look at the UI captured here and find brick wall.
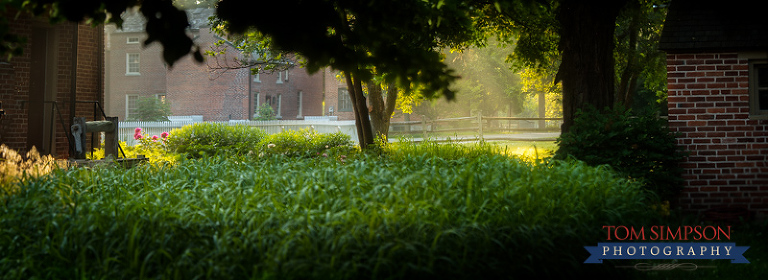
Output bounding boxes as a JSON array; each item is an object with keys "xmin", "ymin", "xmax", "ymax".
[
  {"xmin": 666, "ymin": 52, "xmax": 768, "ymax": 217},
  {"xmin": 165, "ymin": 28, "xmax": 248, "ymax": 121},
  {"xmin": 104, "ymin": 26, "xmax": 166, "ymax": 120},
  {"xmin": 1, "ymin": 12, "xmax": 103, "ymax": 159},
  {"xmin": 323, "ymin": 69, "xmax": 355, "ymax": 120},
  {"xmin": 251, "ymin": 64, "xmax": 327, "ymax": 120},
  {"xmin": 105, "ymin": 15, "xmax": 327, "ymax": 122}
]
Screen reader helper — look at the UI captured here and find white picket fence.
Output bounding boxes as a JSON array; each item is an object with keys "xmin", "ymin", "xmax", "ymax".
[{"xmin": 120, "ymin": 120, "xmax": 358, "ymax": 146}]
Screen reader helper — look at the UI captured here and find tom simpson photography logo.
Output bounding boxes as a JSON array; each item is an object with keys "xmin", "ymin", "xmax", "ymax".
[{"xmin": 584, "ymin": 225, "xmax": 750, "ymax": 264}]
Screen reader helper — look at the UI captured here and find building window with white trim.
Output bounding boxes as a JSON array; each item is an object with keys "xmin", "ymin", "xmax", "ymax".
[
  {"xmin": 155, "ymin": 93, "xmax": 167, "ymax": 104},
  {"xmin": 252, "ymin": 92, "xmax": 260, "ymax": 119},
  {"xmin": 126, "ymin": 53, "xmax": 140, "ymax": 75},
  {"xmin": 126, "ymin": 95, "xmax": 139, "ymax": 120},
  {"xmin": 276, "ymin": 71, "xmax": 283, "ymax": 84},
  {"xmin": 296, "ymin": 91, "xmax": 303, "ymax": 118},
  {"xmin": 338, "ymin": 88, "xmax": 352, "ymax": 112},
  {"xmin": 276, "ymin": 94, "xmax": 282, "ymax": 118},
  {"xmin": 127, "ymin": 37, "xmax": 140, "ymax": 44},
  {"xmin": 750, "ymin": 60, "xmax": 768, "ymax": 118}
]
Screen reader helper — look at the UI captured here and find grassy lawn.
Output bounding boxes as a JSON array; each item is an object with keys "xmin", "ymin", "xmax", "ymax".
[
  {"xmin": 483, "ymin": 140, "xmax": 558, "ymax": 159},
  {"xmin": 1, "ymin": 135, "xmax": 765, "ymax": 279}
]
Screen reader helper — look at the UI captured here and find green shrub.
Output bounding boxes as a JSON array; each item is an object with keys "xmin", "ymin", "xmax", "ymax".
[
  {"xmin": 165, "ymin": 122, "xmax": 268, "ymax": 158},
  {"xmin": 253, "ymin": 103, "xmax": 277, "ymax": 121},
  {"xmin": 89, "ymin": 141, "xmax": 180, "ymax": 164},
  {"xmin": 554, "ymin": 108, "xmax": 686, "ymax": 201},
  {"xmin": 260, "ymin": 129, "xmax": 356, "ymax": 158}
]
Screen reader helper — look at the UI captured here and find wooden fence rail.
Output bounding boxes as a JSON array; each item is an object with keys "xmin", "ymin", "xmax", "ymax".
[{"xmin": 389, "ymin": 112, "xmax": 562, "ymax": 140}]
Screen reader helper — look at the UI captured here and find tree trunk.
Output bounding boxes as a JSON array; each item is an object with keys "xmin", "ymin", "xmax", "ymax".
[
  {"xmin": 557, "ymin": 0, "xmax": 627, "ymax": 133},
  {"xmin": 344, "ymin": 72, "xmax": 374, "ymax": 149},
  {"xmin": 617, "ymin": 0, "xmax": 642, "ymax": 109},
  {"xmin": 368, "ymin": 82, "xmax": 398, "ymax": 140}
]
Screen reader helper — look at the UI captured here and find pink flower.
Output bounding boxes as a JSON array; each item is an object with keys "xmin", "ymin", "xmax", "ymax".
[
  {"xmin": 161, "ymin": 132, "xmax": 169, "ymax": 138},
  {"xmin": 135, "ymin": 127, "xmax": 142, "ymax": 134},
  {"xmin": 134, "ymin": 133, "xmax": 143, "ymax": 140},
  {"xmin": 152, "ymin": 135, "xmax": 159, "ymax": 141}
]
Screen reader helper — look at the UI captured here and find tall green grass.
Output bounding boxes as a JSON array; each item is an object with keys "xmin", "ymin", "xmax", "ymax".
[{"xmin": 1, "ymin": 144, "xmax": 660, "ymax": 279}]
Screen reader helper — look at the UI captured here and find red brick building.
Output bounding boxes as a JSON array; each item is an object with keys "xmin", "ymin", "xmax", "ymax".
[
  {"xmin": 321, "ymin": 69, "xmax": 355, "ymax": 120},
  {"xmin": 660, "ymin": 0, "xmax": 768, "ymax": 217},
  {"xmin": 105, "ymin": 8, "xmax": 331, "ymax": 121},
  {"xmin": 0, "ymin": 12, "xmax": 104, "ymax": 159}
]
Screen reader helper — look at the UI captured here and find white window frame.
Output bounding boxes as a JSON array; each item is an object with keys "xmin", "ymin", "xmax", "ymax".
[
  {"xmin": 749, "ymin": 60, "xmax": 768, "ymax": 119},
  {"xmin": 338, "ymin": 88, "xmax": 353, "ymax": 112},
  {"xmin": 276, "ymin": 94, "xmax": 282, "ymax": 118},
  {"xmin": 126, "ymin": 53, "xmax": 140, "ymax": 75},
  {"xmin": 252, "ymin": 92, "xmax": 260, "ymax": 119},
  {"xmin": 253, "ymin": 72, "xmax": 261, "ymax": 83},
  {"xmin": 126, "ymin": 95, "xmax": 139, "ymax": 120},
  {"xmin": 126, "ymin": 37, "xmax": 140, "ymax": 44},
  {"xmin": 276, "ymin": 71, "xmax": 283, "ymax": 84},
  {"xmin": 155, "ymin": 93, "xmax": 166, "ymax": 104},
  {"xmin": 296, "ymin": 91, "xmax": 303, "ymax": 118}
]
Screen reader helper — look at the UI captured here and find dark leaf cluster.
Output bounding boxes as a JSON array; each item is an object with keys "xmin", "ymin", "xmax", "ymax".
[{"xmin": 554, "ymin": 107, "xmax": 686, "ymax": 201}]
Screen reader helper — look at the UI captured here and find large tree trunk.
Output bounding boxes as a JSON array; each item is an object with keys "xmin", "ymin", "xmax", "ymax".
[
  {"xmin": 368, "ymin": 82, "xmax": 398, "ymax": 140},
  {"xmin": 344, "ymin": 72, "xmax": 374, "ymax": 149},
  {"xmin": 557, "ymin": 0, "xmax": 627, "ymax": 133}
]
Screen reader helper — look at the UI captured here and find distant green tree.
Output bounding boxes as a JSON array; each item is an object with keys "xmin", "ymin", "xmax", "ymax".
[
  {"xmin": 129, "ymin": 97, "xmax": 171, "ymax": 122},
  {"xmin": 253, "ymin": 104, "xmax": 276, "ymax": 121},
  {"xmin": 614, "ymin": 0, "xmax": 669, "ymax": 109}
]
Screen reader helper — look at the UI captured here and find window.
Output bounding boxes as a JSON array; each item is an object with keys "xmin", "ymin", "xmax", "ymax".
[
  {"xmin": 276, "ymin": 94, "xmax": 282, "ymax": 118},
  {"xmin": 749, "ymin": 60, "xmax": 768, "ymax": 118},
  {"xmin": 252, "ymin": 92, "xmax": 260, "ymax": 118},
  {"xmin": 253, "ymin": 72, "xmax": 261, "ymax": 83},
  {"xmin": 155, "ymin": 93, "xmax": 166, "ymax": 104},
  {"xmin": 126, "ymin": 53, "xmax": 140, "ymax": 75},
  {"xmin": 264, "ymin": 94, "xmax": 282, "ymax": 118},
  {"xmin": 276, "ymin": 71, "xmax": 283, "ymax": 84},
  {"xmin": 127, "ymin": 37, "xmax": 139, "ymax": 44},
  {"xmin": 338, "ymin": 88, "xmax": 353, "ymax": 112},
  {"xmin": 284, "ymin": 70, "xmax": 289, "ymax": 81},
  {"xmin": 126, "ymin": 95, "xmax": 139, "ymax": 120},
  {"xmin": 296, "ymin": 91, "xmax": 303, "ymax": 118}
]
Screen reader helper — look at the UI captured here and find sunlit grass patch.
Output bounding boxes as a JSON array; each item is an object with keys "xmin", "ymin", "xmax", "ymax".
[
  {"xmin": 1, "ymin": 144, "xmax": 65, "ymax": 198},
  {"xmin": 486, "ymin": 140, "xmax": 557, "ymax": 161}
]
